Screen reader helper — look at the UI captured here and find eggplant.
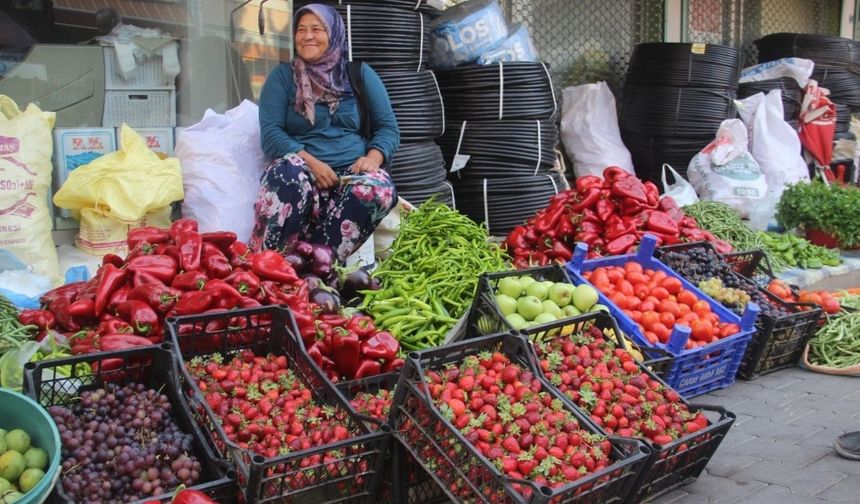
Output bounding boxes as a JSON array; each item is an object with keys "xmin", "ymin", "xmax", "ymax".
[
  {"xmin": 295, "ymin": 240, "xmax": 314, "ymax": 258},
  {"xmin": 309, "ymin": 288, "xmax": 340, "ymax": 314},
  {"xmin": 339, "ymin": 268, "xmax": 374, "ymax": 299},
  {"xmin": 300, "ymin": 273, "xmax": 324, "ymax": 291},
  {"xmin": 310, "ymin": 244, "xmax": 335, "ymax": 280},
  {"xmin": 283, "ymin": 253, "xmax": 306, "ymax": 273}
]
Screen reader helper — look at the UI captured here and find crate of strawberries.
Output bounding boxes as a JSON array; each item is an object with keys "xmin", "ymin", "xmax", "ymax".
[
  {"xmin": 336, "ymin": 373, "xmax": 448, "ymax": 504},
  {"xmin": 658, "ymin": 242, "xmax": 823, "ymax": 379},
  {"xmin": 390, "ymin": 331, "xmax": 650, "ymax": 504},
  {"xmin": 464, "ymin": 264, "xmax": 675, "ymax": 379},
  {"xmin": 527, "ymin": 311, "xmax": 736, "ymax": 502},
  {"xmin": 23, "ymin": 345, "xmax": 237, "ymax": 504},
  {"xmin": 566, "ymin": 235, "xmax": 759, "ymax": 397},
  {"xmin": 166, "ymin": 305, "xmax": 387, "ymax": 503}
]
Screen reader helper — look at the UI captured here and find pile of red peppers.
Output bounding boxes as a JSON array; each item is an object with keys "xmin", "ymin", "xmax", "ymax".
[
  {"xmin": 29, "ymin": 218, "xmax": 401, "ymax": 382},
  {"xmin": 504, "ymin": 167, "xmax": 733, "ymax": 267}
]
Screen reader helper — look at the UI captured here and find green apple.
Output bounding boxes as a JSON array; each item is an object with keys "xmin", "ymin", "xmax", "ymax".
[
  {"xmin": 541, "ymin": 280, "xmax": 556, "ymax": 292},
  {"xmin": 573, "ymin": 284, "xmax": 600, "ymax": 312},
  {"xmin": 592, "ymin": 303, "xmax": 610, "ymax": 313},
  {"xmin": 548, "ymin": 283, "xmax": 574, "ymax": 307},
  {"xmin": 497, "ymin": 277, "xmax": 523, "ymax": 299},
  {"xmin": 563, "ymin": 305, "xmax": 582, "ymax": 317},
  {"xmin": 0, "ymin": 478, "xmax": 10, "ymax": 495},
  {"xmin": 516, "ymin": 295, "xmax": 544, "ymax": 321},
  {"xmin": 525, "ymin": 282, "xmax": 549, "ymax": 301},
  {"xmin": 505, "ymin": 313, "xmax": 528, "ymax": 330},
  {"xmin": 517, "ymin": 276, "xmax": 536, "ymax": 291},
  {"xmin": 533, "ymin": 312, "xmax": 558, "ymax": 325},
  {"xmin": 495, "ymin": 294, "xmax": 518, "ymax": 316},
  {"xmin": 541, "ymin": 300, "xmax": 563, "ymax": 318}
]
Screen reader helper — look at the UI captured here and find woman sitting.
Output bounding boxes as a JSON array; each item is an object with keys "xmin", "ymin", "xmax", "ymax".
[{"xmin": 252, "ymin": 3, "xmax": 399, "ymax": 261}]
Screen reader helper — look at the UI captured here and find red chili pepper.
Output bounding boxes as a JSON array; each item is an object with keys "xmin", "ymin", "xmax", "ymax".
[
  {"xmin": 174, "ymin": 290, "xmax": 215, "ymax": 316},
  {"xmin": 572, "ymin": 186, "xmax": 601, "ymax": 212},
  {"xmin": 128, "ymin": 283, "xmax": 181, "ymax": 314},
  {"xmin": 346, "ymin": 315, "xmax": 376, "ymax": 339},
  {"xmin": 117, "ymin": 300, "xmax": 160, "ymax": 336},
  {"xmin": 382, "ymin": 358, "xmax": 405, "ymax": 373},
  {"xmin": 535, "ymin": 204, "xmax": 567, "ymax": 233},
  {"xmin": 168, "ymin": 218, "xmax": 198, "ymax": 241},
  {"xmin": 40, "ymin": 282, "xmax": 85, "ymax": 309},
  {"xmin": 93, "ymin": 264, "xmax": 129, "ymax": 317},
  {"xmin": 331, "ymin": 327, "xmax": 361, "ymax": 379},
  {"xmin": 96, "ymin": 316, "xmax": 133, "ymax": 335},
  {"xmin": 354, "ymin": 360, "xmax": 383, "ymax": 379},
  {"xmin": 202, "ymin": 231, "xmax": 238, "ymax": 252},
  {"xmin": 127, "ymin": 226, "xmax": 170, "ymax": 251},
  {"xmin": 98, "ymin": 333, "xmax": 154, "ymax": 352},
  {"xmin": 227, "ymin": 241, "xmax": 251, "ymax": 269},
  {"xmin": 575, "ymin": 175, "xmax": 603, "ymax": 192},
  {"xmin": 68, "ymin": 298, "xmax": 96, "ymax": 318},
  {"xmin": 106, "ymin": 284, "xmax": 131, "ymax": 314},
  {"xmin": 596, "ymin": 198, "xmax": 616, "ymax": 222},
  {"xmin": 603, "ymin": 166, "xmax": 629, "ymax": 182},
  {"xmin": 360, "ymin": 331, "xmax": 399, "ymax": 361},
  {"xmin": 171, "ymin": 271, "xmax": 209, "ymax": 291},
  {"xmin": 605, "ymin": 234, "xmax": 638, "ymax": 255},
  {"xmin": 643, "ymin": 181, "xmax": 660, "ymax": 207},
  {"xmin": 102, "ymin": 253, "xmax": 125, "ymax": 268},
  {"xmin": 251, "ymin": 250, "xmax": 299, "ymax": 284},
  {"xmin": 177, "ymin": 230, "xmax": 203, "ymax": 272},
  {"xmin": 505, "ymin": 226, "xmax": 529, "ymax": 251},
  {"xmin": 225, "ymin": 270, "xmax": 261, "ymax": 297},
  {"xmin": 203, "ymin": 279, "xmax": 243, "ymax": 310},
  {"xmin": 647, "ymin": 210, "xmax": 679, "ymax": 236},
  {"xmin": 18, "ymin": 310, "xmax": 55, "ymax": 331},
  {"xmin": 611, "ymin": 176, "xmax": 648, "ymax": 204},
  {"xmin": 126, "ymin": 255, "xmax": 178, "ymax": 284}
]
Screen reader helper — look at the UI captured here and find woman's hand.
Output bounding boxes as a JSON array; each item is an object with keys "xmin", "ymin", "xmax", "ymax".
[
  {"xmin": 300, "ymin": 151, "xmax": 339, "ymax": 189},
  {"xmin": 351, "ymin": 156, "xmax": 380, "ymax": 174}
]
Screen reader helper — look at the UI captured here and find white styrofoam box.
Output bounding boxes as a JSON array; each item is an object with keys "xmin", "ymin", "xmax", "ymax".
[
  {"xmin": 345, "ymin": 233, "xmax": 375, "ymax": 268},
  {"xmin": 53, "ymin": 127, "xmax": 117, "ymax": 188},
  {"xmin": 116, "ymin": 127, "xmax": 174, "ymax": 156},
  {"xmin": 103, "ymin": 89, "xmax": 176, "ymax": 127},
  {"xmin": 103, "ymin": 46, "xmax": 176, "ymax": 90}
]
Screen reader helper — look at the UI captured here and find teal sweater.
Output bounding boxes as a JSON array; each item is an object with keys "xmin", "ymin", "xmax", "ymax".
[{"xmin": 259, "ymin": 63, "xmax": 400, "ymax": 171}]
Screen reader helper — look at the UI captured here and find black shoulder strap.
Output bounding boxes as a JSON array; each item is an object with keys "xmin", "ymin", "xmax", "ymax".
[{"xmin": 347, "ymin": 61, "xmax": 372, "ymax": 140}]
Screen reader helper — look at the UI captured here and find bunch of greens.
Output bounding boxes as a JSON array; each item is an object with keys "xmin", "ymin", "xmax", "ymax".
[{"xmin": 777, "ymin": 180, "xmax": 860, "ymax": 249}]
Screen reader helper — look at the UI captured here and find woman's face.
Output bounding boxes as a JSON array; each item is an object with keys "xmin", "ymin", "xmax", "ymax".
[{"xmin": 295, "ymin": 13, "xmax": 330, "ymax": 63}]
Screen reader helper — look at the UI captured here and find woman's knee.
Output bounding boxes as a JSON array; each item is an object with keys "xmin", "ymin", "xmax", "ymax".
[{"xmin": 264, "ymin": 155, "xmax": 311, "ymax": 186}]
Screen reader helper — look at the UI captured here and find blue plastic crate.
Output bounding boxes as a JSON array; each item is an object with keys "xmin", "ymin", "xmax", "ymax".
[{"xmin": 565, "ymin": 235, "xmax": 759, "ymax": 398}]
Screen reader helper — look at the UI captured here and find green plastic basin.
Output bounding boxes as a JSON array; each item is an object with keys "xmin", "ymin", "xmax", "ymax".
[{"xmin": 0, "ymin": 388, "xmax": 60, "ymax": 504}]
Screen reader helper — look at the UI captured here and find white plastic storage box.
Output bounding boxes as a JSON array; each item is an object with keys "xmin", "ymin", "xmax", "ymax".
[
  {"xmin": 116, "ymin": 127, "xmax": 174, "ymax": 156},
  {"xmin": 103, "ymin": 89, "xmax": 176, "ymax": 127},
  {"xmin": 103, "ymin": 46, "xmax": 176, "ymax": 89}
]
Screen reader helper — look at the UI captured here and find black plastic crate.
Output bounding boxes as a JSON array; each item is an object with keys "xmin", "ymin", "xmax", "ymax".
[
  {"xmin": 658, "ymin": 242, "xmax": 823, "ymax": 379},
  {"xmin": 721, "ymin": 249, "xmax": 777, "ymax": 289},
  {"xmin": 150, "ymin": 474, "xmax": 240, "ymax": 503},
  {"xmin": 22, "ymin": 345, "xmax": 234, "ymax": 504},
  {"xmin": 337, "ymin": 373, "xmax": 449, "ymax": 504},
  {"xmin": 465, "ymin": 265, "xmax": 674, "ymax": 379},
  {"xmin": 390, "ymin": 331, "xmax": 650, "ymax": 504},
  {"xmin": 166, "ymin": 306, "xmax": 387, "ymax": 504},
  {"xmin": 524, "ymin": 312, "xmax": 736, "ymax": 503}
]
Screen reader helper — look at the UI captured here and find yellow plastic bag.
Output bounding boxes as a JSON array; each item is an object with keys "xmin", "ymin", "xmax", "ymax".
[
  {"xmin": 54, "ymin": 124, "xmax": 183, "ymax": 222},
  {"xmin": 0, "ymin": 96, "xmax": 61, "ymax": 284},
  {"xmin": 76, "ymin": 206, "xmax": 172, "ymax": 257}
]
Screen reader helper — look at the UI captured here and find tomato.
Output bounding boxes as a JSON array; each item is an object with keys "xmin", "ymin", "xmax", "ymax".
[
  {"xmin": 610, "ymin": 291, "xmax": 628, "ymax": 309},
  {"xmin": 640, "ymin": 300, "xmax": 656, "ymax": 312},
  {"xmin": 644, "ymin": 331, "xmax": 659, "ymax": 344},
  {"xmin": 629, "ymin": 310, "xmax": 643, "ymax": 322},
  {"xmin": 627, "ymin": 271, "xmax": 646, "ymax": 286},
  {"xmin": 691, "ymin": 320, "xmax": 713, "ymax": 342},
  {"xmin": 679, "ymin": 312, "xmax": 699, "ymax": 325},
  {"xmin": 799, "ymin": 291, "xmax": 823, "ymax": 306},
  {"xmin": 652, "ymin": 270, "xmax": 668, "ymax": 283},
  {"xmin": 677, "ymin": 290, "xmax": 698, "ymax": 307},
  {"xmin": 651, "ymin": 287, "xmax": 670, "ymax": 300},
  {"xmin": 626, "ymin": 296, "xmax": 642, "ymax": 311},
  {"xmin": 692, "ymin": 300, "xmax": 711, "ymax": 314},
  {"xmin": 591, "ymin": 269, "xmax": 611, "ymax": 290},
  {"xmin": 822, "ymin": 297, "xmax": 841, "ymax": 314},
  {"xmin": 641, "ymin": 311, "xmax": 660, "ymax": 330},
  {"xmin": 617, "ymin": 279, "xmax": 634, "ymax": 297},
  {"xmin": 634, "ymin": 283, "xmax": 651, "ymax": 300},
  {"xmin": 662, "ymin": 276, "xmax": 682, "ymax": 295},
  {"xmin": 607, "ymin": 268, "xmax": 624, "ymax": 283},
  {"xmin": 624, "ymin": 262, "xmax": 643, "ymax": 275},
  {"xmin": 678, "ymin": 303, "xmax": 692, "ymax": 315},
  {"xmin": 659, "ymin": 311, "xmax": 676, "ymax": 327},
  {"xmin": 651, "ymin": 322, "xmax": 670, "ymax": 342},
  {"xmin": 720, "ymin": 323, "xmax": 739, "ymax": 337},
  {"xmin": 659, "ymin": 299, "xmax": 681, "ymax": 318}
]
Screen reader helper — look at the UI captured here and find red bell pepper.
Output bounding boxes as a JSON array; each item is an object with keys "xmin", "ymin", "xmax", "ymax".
[
  {"xmin": 203, "ymin": 253, "xmax": 232, "ymax": 279},
  {"xmin": 171, "ymin": 271, "xmax": 209, "ymax": 291},
  {"xmin": 117, "ymin": 300, "xmax": 160, "ymax": 336},
  {"xmin": 51, "ymin": 297, "xmax": 80, "ymax": 332},
  {"xmin": 225, "ymin": 270, "xmax": 261, "ymax": 297},
  {"xmin": 575, "ymin": 175, "xmax": 603, "ymax": 192},
  {"xmin": 18, "ymin": 310, "xmax": 55, "ymax": 335},
  {"xmin": 251, "ymin": 250, "xmax": 299, "ymax": 284},
  {"xmin": 505, "ymin": 226, "xmax": 529, "ymax": 251},
  {"xmin": 203, "ymin": 279, "xmax": 243, "ymax": 310},
  {"xmin": 169, "ymin": 488, "xmax": 219, "ymax": 504},
  {"xmin": 98, "ymin": 333, "xmax": 154, "ymax": 352},
  {"xmin": 126, "ymin": 255, "xmax": 178, "ymax": 284},
  {"xmin": 682, "ymin": 227, "xmax": 707, "ymax": 242},
  {"xmin": 713, "ymin": 239, "xmax": 733, "ymax": 254},
  {"xmin": 127, "ymin": 226, "xmax": 170, "ymax": 251},
  {"xmin": 605, "ymin": 215, "xmax": 636, "ymax": 241},
  {"xmin": 159, "ymin": 244, "xmax": 181, "ymax": 264},
  {"xmin": 619, "ymin": 197, "xmax": 644, "ymax": 216},
  {"xmin": 331, "ymin": 327, "xmax": 361, "ymax": 378},
  {"xmin": 605, "ymin": 234, "xmax": 638, "ymax": 255},
  {"xmin": 354, "ymin": 360, "xmax": 382, "ymax": 379},
  {"xmin": 128, "ymin": 283, "xmax": 181, "ymax": 314},
  {"xmin": 102, "ymin": 253, "xmax": 125, "ymax": 268},
  {"xmin": 574, "ymin": 231, "xmax": 601, "ymax": 246},
  {"xmin": 578, "ymin": 220, "xmax": 603, "ymax": 235},
  {"xmin": 346, "ymin": 315, "xmax": 376, "ymax": 339},
  {"xmin": 96, "ymin": 316, "xmax": 133, "ymax": 335},
  {"xmin": 125, "ymin": 242, "xmax": 158, "ymax": 263},
  {"xmin": 611, "ymin": 176, "xmax": 648, "ymax": 204},
  {"xmin": 69, "ymin": 298, "xmax": 96, "ymax": 319},
  {"xmin": 106, "ymin": 284, "xmax": 132, "ymax": 314},
  {"xmin": 168, "ymin": 218, "xmax": 198, "ymax": 241},
  {"xmin": 360, "ymin": 331, "xmax": 399, "ymax": 361},
  {"xmin": 238, "ymin": 297, "xmax": 262, "ymax": 309},
  {"xmin": 132, "ymin": 270, "xmax": 166, "ymax": 289},
  {"xmin": 547, "ymin": 240, "xmax": 573, "ymax": 262},
  {"xmin": 40, "ymin": 282, "xmax": 85, "ymax": 309},
  {"xmin": 572, "ymin": 186, "xmax": 601, "ymax": 212},
  {"xmin": 307, "ymin": 344, "xmax": 324, "ymax": 369},
  {"xmin": 535, "ymin": 203, "xmax": 567, "ymax": 233},
  {"xmin": 643, "ymin": 181, "xmax": 660, "ymax": 207},
  {"xmin": 603, "ymin": 166, "xmax": 629, "ymax": 183},
  {"xmin": 557, "ymin": 216, "xmax": 575, "ymax": 237},
  {"xmin": 174, "ymin": 290, "xmax": 215, "ymax": 316},
  {"xmin": 647, "ymin": 231, "xmax": 682, "ymax": 246},
  {"xmin": 202, "ymin": 231, "xmax": 238, "ymax": 252},
  {"xmin": 382, "ymin": 358, "xmax": 405, "ymax": 373},
  {"xmin": 595, "ymin": 198, "xmax": 616, "ymax": 222},
  {"xmin": 94, "ymin": 264, "xmax": 129, "ymax": 317},
  {"xmin": 177, "ymin": 230, "xmax": 203, "ymax": 272},
  {"xmin": 647, "ymin": 210, "xmax": 679, "ymax": 236},
  {"xmin": 292, "ymin": 306, "xmax": 316, "ymax": 345},
  {"xmin": 227, "ymin": 241, "xmax": 251, "ymax": 269}
]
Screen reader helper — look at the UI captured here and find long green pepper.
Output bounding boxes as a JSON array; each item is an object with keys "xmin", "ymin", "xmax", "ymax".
[{"xmin": 808, "ymin": 311, "xmax": 860, "ymax": 369}]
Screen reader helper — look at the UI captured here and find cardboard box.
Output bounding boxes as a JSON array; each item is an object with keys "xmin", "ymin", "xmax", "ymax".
[
  {"xmin": 53, "ymin": 127, "xmax": 117, "ymax": 188},
  {"xmin": 116, "ymin": 126, "xmax": 174, "ymax": 157}
]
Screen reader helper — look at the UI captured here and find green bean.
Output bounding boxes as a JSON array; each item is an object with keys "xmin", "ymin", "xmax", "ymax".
[{"xmin": 808, "ymin": 312, "xmax": 860, "ymax": 368}]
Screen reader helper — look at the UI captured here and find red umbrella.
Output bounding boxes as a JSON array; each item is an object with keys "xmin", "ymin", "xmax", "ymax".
[{"xmin": 799, "ymin": 80, "xmax": 836, "ymax": 179}]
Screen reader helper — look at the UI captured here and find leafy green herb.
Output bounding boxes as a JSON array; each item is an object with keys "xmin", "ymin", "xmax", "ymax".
[{"xmin": 777, "ymin": 180, "xmax": 860, "ymax": 248}]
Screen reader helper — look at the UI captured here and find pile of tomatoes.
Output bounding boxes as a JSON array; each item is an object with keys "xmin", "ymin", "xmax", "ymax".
[
  {"xmin": 766, "ymin": 280, "xmax": 841, "ymax": 314},
  {"xmin": 582, "ymin": 262, "xmax": 740, "ymax": 350}
]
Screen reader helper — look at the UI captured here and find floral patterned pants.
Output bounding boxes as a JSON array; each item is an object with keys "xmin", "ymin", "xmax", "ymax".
[{"xmin": 250, "ymin": 154, "xmax": 397, "ymax": 262}]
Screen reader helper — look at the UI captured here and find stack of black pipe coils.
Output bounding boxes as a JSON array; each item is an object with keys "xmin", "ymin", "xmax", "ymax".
[
  {"xmin": 620, "ymin": 42, "xmax": 741, "ymax": 185},
  {"xmin": 435, "ymin": 61, "xmax": 562, "ymax": 235},
  {"xmin": 755, "ymin": 33, "xmax": 860, "ymax": 111},
  {"xmin": 835, "ymin": 103, "xmax": 854, "ymax": 140},
  {"xmin": 296, "ymin": 0, "xmax": 453, "ymax": 206},
  {"xmin": 738, "ymin": 77, "xmax": 802, "ymax": 130}
]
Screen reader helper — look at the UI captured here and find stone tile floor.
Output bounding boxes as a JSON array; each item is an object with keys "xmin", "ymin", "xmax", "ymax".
[{"xmin": 651, "ymin": 368, "xmax": 860, "ymax": 503}]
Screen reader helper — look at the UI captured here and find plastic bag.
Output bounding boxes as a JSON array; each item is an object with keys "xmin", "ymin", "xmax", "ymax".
[
  {"xmin": 737, "ymin": 90, "xmax": 809, "ymax": 229},
  {"xmin": 176, "ymin": 100, "xmax": 266, "ymax": 242},
  {"xmin": 430, "ymin": 0, "xmax": 508, "ymax": 70},
  {"xmin": 739, "ymin": 57, "xmax": 815, "ymax": 87},
  {"xmin": 660, "ymin": 164, "xmax": 699, "ymax": 207},
  {"xmin": 76, "ymin": 205, "xmax": 172, "ymax": 256},
  {"xmin": 687, "ymin": 119, "xmax": 768, "ymax": 218},
  {"xmin": 0, "ymin": 96, "xmax": 61, "ymax": 284},
  {"xmin": 560, "ymin": 82, "xmax": 634, "ymax": 177},
  {"xmin": 476, "ymin": 23, "xmax": 538, "ymax": 65},
  {"xmin": 54, "ymin": 124, "xmax": 183, "ymax": 222}
]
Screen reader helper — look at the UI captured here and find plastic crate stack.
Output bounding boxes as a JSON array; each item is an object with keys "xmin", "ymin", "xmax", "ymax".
[
  {"xmin": 101, "ymin": 44, "xmax": 177, "ymax": 128},
  {"xmin": 435, "ymin": 62, "xmax": 564, "ymax": 235},
  {"xmin": 620, "ymin": 43, "xmax": 741, "ymax": 185},
  {"xmin": 295, "ymin": 0, "xmax": 453, "ymax": 207}
]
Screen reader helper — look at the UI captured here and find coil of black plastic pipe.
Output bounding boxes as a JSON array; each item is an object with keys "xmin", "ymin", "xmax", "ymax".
[
  {"xmin": 436, "ymin": 120, "xmax": 557, "ymax": 176},
  {"xmin": 811, "ymin": 66, "xmax": 860, "ymax": 111},
  {"xmin": 755, "ymin": 33, "xmax": 860, "ymax": 72},
  {"xmin": 377, "ymin": 70, "xmax": 445, "ymax": 142},
  {"xmin": 435, "ymin": 62, "xmax": 557, "ymax": 121},
  {"xmin": 626, "ymin": 43, "xmax": 741, "ymax": 89},
  {"xmin": 622, "ymin": 133, "xmax": 710, "ymax": 184},
  {"xmin": 738, "ymin": 77, "xmax": 802, "ymax": 122},
  {"xmin": 398, "ymin": 181, "xmax": 455, "ymax": 208},
  {"xmin": 388, "ymin": 141, "xmax": 448, "ymax": 189},
  {"xmin": 835, "ymin": 103, "xmax": 851, "ymax": 133},
  {"xmin": 300, "ymin": 0, "xmax": 443, "ymax": 15},
  {"xmin": 620, "ymin": 85, "xmax": 737, "ymax": 139}
]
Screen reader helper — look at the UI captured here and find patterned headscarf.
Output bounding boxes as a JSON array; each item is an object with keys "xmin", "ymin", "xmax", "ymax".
[{"xmin": 292, "ymin": 3, "xmax": 352, "ymax": 125}]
